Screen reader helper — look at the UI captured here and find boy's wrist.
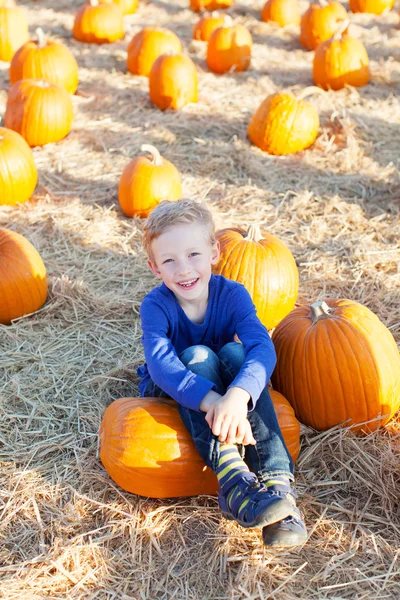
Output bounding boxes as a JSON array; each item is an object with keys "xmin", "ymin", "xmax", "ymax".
[
  {"xmin": 226, "ymin": 386, "xmax": 251, "ymax": 404},
  {"xmin": 199, "ymin": 389, "xmax": 221, "ymax": 412}
]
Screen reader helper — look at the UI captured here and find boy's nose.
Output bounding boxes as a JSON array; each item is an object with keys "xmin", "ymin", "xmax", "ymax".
[{"xmin": 176, "ymin": 260, "xmax": 191, "ymax": 275}]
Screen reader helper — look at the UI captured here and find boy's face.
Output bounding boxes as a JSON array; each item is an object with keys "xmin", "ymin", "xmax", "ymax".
[{"xmin": 148, "ymin": 223, "xmax": 220, "ymax": 306}]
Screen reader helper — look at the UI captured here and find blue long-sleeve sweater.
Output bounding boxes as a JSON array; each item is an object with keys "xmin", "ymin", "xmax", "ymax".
[{"xmin": 137, "ymin": 274, "xmax": 277, "ymax": 411}]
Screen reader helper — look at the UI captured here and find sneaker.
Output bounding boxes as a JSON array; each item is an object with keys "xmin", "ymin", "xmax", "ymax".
[
  {"xmin": 262, "ymin": 506, "xmax": 308, "ymax": 547},
  {"xmin": 218, "ymin": 473, "xmax": 295, "ymax": 529}
]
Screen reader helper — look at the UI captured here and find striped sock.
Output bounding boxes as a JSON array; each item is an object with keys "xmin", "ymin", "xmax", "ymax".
[{"xmin": 216, "ymin": 444, "xmax": 252, "ymax": 515}]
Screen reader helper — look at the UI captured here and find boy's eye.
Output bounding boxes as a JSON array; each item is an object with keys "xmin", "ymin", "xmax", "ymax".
[
  {"xmin": 163, "ymin": 258, "xmax": 174, "ymax": 264},
  {"xmin": 189, "ymin": 252, "xmax": 200, "ymax": 257}
]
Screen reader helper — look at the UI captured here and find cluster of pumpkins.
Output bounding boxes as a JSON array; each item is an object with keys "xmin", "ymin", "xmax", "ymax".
[{"xmin": 1, "ymin": 0, "xmax": 400, "ymax": 499}]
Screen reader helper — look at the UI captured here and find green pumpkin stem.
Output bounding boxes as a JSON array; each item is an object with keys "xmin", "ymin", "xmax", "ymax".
[
  {"xmin": 311, "ymin": 300, "xmax": 331, "ymax": 322},
  {"xmin": 141, "ymin": 144, "xmax": 163, "ymax": 166}
]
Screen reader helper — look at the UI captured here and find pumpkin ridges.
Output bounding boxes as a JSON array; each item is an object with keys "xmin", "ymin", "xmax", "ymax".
[{"xmin": 0, "ymin": 128, "xmax": 37, "ymax": 205}]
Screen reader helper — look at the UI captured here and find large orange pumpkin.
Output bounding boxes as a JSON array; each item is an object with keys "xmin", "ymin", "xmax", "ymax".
[
  {"xmin": 248, "ymin": 90, "xmax": 320, "ymax": 155},
  {"xmin": 190, "ymin": 0, "xmax": 233, "ymax": 12},
  {"xmin": 349, "ymin": 0, "xmax": 394, "ymax": 13},
  {"xmin": 10, "ymin": 28, "xmax": 79, "ymax": 94},
  {"xmin": 0, "ymin": 3, "xmax": 29, "ymax": 62},
  {"xmin": 127, "ymin": 27, "xmax": 182, "ymax": 77},
  {"xmin": 212, "ymin": 225, "xmax": 299, "ymax": 330},
  {"xmin": 98, "ymin": 0, "xmax": 138, "ymax": 15},
  {"xmin": 206, "ymin": 23, "xmax": 252, "ymax": 74},
  {"xmin": 0, "ymin": 127, "xmax": 38, "ymax": 206},
  {"xmin": 0, "ymin": 228, "xmax": 48, "ymax": 325},
  {"xmin": 300, "ymin": 1, "xmax": 348, "ymax": 51},
  {"xmin": 193, "ymin": 14, "xmax": 226, "ymax": 42},
  {"xmin": 4, "ymin": 79, "xmax": 74, "ymax": 147},
  {"xmin": 261, "ymin": 0, "xmax": 301, "ymax": 27},
  {"xmin": 149, "ymin": 53, "xmax": 198, "ymax": 111},
  {"xmin": 118, "ymin": 144, "xmax": 182, "ymax": 218},
  {"xmin": 73, "ymin": 0, "xmax": 124, "ymax": 44},
  {"xmin": 99, "ymin": 392, "xmax": 300, "ymax": 498},
  {"xmin": 272, "ymin": 300, "xmax": 400, "ymax": 433}
]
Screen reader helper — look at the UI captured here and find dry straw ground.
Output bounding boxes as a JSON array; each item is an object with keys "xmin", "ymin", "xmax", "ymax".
[{"xmin": 1, "ymin": 0, "xmax": 400, "ymax": 598}]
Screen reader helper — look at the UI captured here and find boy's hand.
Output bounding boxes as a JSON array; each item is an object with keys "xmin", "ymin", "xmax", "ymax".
[{"xmin": 204, "ymin": 387, "xmax": 256, "ymax": 445}]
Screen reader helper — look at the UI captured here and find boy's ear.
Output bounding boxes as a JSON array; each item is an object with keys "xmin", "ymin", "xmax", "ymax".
[
  {"xmin": 147, "ymin": 259, "xmax": 163, "ymax": 279},
  {"xmin": 210, "ymin": 240, "xmax": 220, "ymax": 265}
]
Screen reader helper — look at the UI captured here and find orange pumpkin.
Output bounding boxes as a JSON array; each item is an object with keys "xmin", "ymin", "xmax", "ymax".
[
  {"xmin": 99, "ymin": 392, "xmax": 300, "ymax": 498},
  {"xmin": 0, "ymin": 228, "xmax": 48, "ymax": 325},
  {"xmin": 248, "ymin": 90, "xmax": 320, "ymax": 155},
  {"xmin": 127, "ymin": 27, "xmax": 182, "ymax": 77},
  {"xmin": 118, "ymin": 144, "xmax": 182, "ymax": 218},
  {"xmin": 300, "ymin": 0, "xmax": 348, "ymax": 51},
  {"xmin": 98, "ymin": 0, "xmax": 138, "ymax": 15},
  {"xmin": 4, "ymin": 79, "xmax": 74, "ymax": 147},
  {"xmin": 193, "ymin": 13, "xmax": 226, "ymax": 42},
  {"xmin": 206, "ymin": 23, "xmax": 252, "ymax": 74},
  {"xmin": 212, "ymin": 225, "xmax": 299, "ymax": 330},
  {"xmin": 0, "ymin": 127, "xmax": 38, "ymax": 206},
  {"xmin": 272, "ymin": 300, "xmax": 400, "ymax": 433},
  {"xmin": 0, "ymin": 3, "xmax": 29, "ymax": 62},
  {"xmin": 261, "ymin": 0, "xmax": 301, "ymax": 27},
  {"xmin": 73, "ymin": 0, "xmax": 124, "ymax": 44},
  {"xmin": 10, "ymin": 28, "xmax": 79, "ymax": 94},
  {"xmin": 349, "ymin": 0, "xmax": 394, "ymax": 13},
  {"xmin": 149, "ymin": 53, "xmax": 198, "ymax": 111},
  {"xmin": 190, "ymin": 0, "xmax": 233, "ymax": 12},
  {"xmin": 313, "ymin": 25, "xmax": 369, "ymax": 90}
]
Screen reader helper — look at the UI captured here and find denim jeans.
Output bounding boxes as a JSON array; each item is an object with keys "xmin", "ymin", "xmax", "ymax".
[{"xmin": 143, "ymin": 342, "xmax": 293, "ymax": 483}]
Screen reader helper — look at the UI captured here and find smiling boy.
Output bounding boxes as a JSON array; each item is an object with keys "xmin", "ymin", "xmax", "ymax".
[{"xmin": 137, "ymin": 199, "xmax": 307, "ymax": 547}]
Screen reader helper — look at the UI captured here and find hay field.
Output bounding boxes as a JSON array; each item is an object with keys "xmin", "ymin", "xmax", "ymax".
[{"xmin": 1, "ymin": 0, "xmax": 400, "ymax": 598}]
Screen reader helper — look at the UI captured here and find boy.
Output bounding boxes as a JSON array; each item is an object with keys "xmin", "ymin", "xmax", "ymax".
[{"xmin": 137, "ymin": 198, "xmax": 307, "ymax": 548}]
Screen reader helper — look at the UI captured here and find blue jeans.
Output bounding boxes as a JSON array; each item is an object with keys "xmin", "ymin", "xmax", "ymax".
[{"xmin": 143, "ymin": 342, "xmax": 293, "ymax": 483}]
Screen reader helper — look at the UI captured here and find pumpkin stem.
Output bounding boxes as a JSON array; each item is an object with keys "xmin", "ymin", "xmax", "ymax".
[
  {"xmin": 222, "ymin": 15, "xmax": 233, "ymax": 27},
  {"xmin": 35, "ymin": 28, "xmax": 47, "ymax": 48},
  {"xmin": 141, "ymin": 144, "xmax": 163, "ymax": 166},
  {"xmin": 89, "ymin": 0, "xmax": 99, "ymax": 6},
  {"xmin": 317, "ymin": 0, "xmax": 328, "ymax": 6},
  {"xmin": 296, "ymin": 86, "xmax": 326, "ymax": 101},
  {"xmin": 311, "ymin": 300, "xmax": 331, "ymax": 322},
  {"xmin": 244, "ymin": 224, "xmax": 263, "ymax": 243},
  {"xmin": 333, "ymin": 19, "xmax": 349, "ymax": 40}
]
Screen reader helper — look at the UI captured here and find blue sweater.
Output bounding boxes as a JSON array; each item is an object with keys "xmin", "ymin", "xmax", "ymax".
[{"xmin": 137, "ymin": 274, "xmax": 277, "ymax": 411}]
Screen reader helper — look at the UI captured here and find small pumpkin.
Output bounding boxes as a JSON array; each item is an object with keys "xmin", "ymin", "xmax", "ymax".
[
  {"xmin": 118, "ymin": 144, "xmax": 182, "ymax": 218},
  {"xmin": 73, "ymin": 0, "xmax": 124, "ymax": 44},
  {"xmin": 300, "ymin": 0, "xmax": 348, "ymax": 51},
  {"xmin": 272, "ymin": 300, "xmax": 400, "ymax": 434},
  {"xmin": 193, "ymin": 13, "xmax": 226, "ymax": 42},
  {"xmin": 98, "ymin": 0, "xmax": 138, "ymax": 15},
  {"xmin": 0, "ymin": 127, "xmax": 38, "ymax": 206},
  {"xmin": 0, "ymin": 228, "xmax": 48, "ymax": 325},
  {"xmin": 212, "ymin": 225, "xmax": 299, "ymax": 330},
  {"xmin": 149, "ymin": 53, "xmax": 198, "ymax": 110},
  {"xmin": 10, "ymin": 28, "xmax": 79, "ymax": 94},
  {"xmin": 190, "ymin": 0, "xmax": 233, "ymax": 12},
  {"xmin": 349, "ymin": 0, "xmax": 394, "ymax": 13},
  {"xmin": 4, "ymin": 79, "xmax": 74, "ymax": 147},
  {"xmin": 207, "ymin": 23, "xmax": 252, "ymax": 74},
  {"xmin": 127, "ymin": 27, "xmax": 182, "ymax": 77},
  {"xmin": 0, "ymin": 2, "xmax": 29, "ymax": 62},
  {"xmin": 313, "ymin": 22, "xmax": 369, "ymax": 91},
  {"xmin": 248, "ymin": 89, "xmax": 320, "ymax": 155},
  {"xmin": 261, "ymin": 0, "xmax": 301, "ymax": 27},
  {"xmin": 99, "ymin": 392, "xmax": 300, "ymax": 498}
]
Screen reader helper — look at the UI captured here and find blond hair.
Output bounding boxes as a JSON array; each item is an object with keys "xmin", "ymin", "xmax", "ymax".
[{"xmin": 142, "ymin": 199, "xmax": 216, "ymax": 260}]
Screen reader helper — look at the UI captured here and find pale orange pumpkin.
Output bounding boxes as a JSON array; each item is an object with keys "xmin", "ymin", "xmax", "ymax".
[
  {"xmin": 118, "ymin": 145, "xmax": 182, "ymax": 218},
  {"xmin": 272, "ymin": 300, "xmax": 400, "ymax": 433},
  {"xmin": 99, "ymin": 391, "xmax": 300, "ymax": 498},
  {"xmin": 127, "ymin": 27, "xmax": 182, "ymax": 77},
  {"xmin": 349, "ymin": 0, "xmax": 394, "ymax": 13},
  {"xmin": 0, "ymin": 2, "xmax": 29, "ymax": 62},
  {"xmin": 261, "ymin": 0, "xmax": 301, "ymax": 27},
  {"xmin": 212, "ymin": 225, "xmax": 299, "ymax": 330},
  {"xmin": 98, "ymin": 0, "xmax": 138, "ymax": 15},
  {"xmin": 190, "ymin": 0, "xmax": 233, "ymax": 12},
  {"xmin": 248, "ymin": 89, "xmax": 320, "ymax": 155},
  {"xmin": 4, "ymin": 79, "xmax": 74, "ymax": 147},
  {"xmin": 206, "ymin": 23, "xmax": 252, "ymax": 74},
  {"xmin": 300, "ymin": 0, "xmax": 348, "ymax": 51},
  {"xmin": 0, "ymin": 228, "xmax": 48, "ymax": 325},
  {"xmin": 10, "ymin": 28, "xmax": 79, "ymax": 94},
  {"xmin": 193, "ymin": 13, "xmax": 226, "ymax": 42},
  {"xmin": 73, "ymin": 0, "xmax": 124, "ymax": 44},
  {"xmin": 0, "ymin": 127, "xmax": 38, "ymax": 206},
  {"xmin": 149, "ymin": 53, "xmax": 198, "ymax": 111}
]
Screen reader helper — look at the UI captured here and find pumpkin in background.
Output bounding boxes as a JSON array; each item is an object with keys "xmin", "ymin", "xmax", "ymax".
[
  {"xmin": 272, "ymin": 300, "xmax": 400, "ymax": 433},
  {"xmin": 0, "ymin": 128, "xmax": 38, "ymax": 206},
  {"xmin": 212, "ymin": 225, "xmax": 299, "ymax": 330},
  {"xmin": 0, "ymin": 2, "xmax": 29, "ymax": 62},
  {"xmin": 127, "ymin": 27, "xmax": 182, "ymax": 77},
  {"xmin": 73, "ymin": 0, "xmax": 124, "ymax": 44},
  {"xmin": 193, "ymin": 13, "xmax": 226, "ymax": 41},
  {"xmin": 313, "ymin": 23, "xmax": 369, "ymax": 90},
  {"xmin": 4, "ymin": 79, "xmax": 74, "ymax": 147},
  {"xmin": 99, "ymin": 392, "xmax": 300, "ymax": 498},
  {"xmin": 10, "ymin": 28, "xmax": 79, "ymax": 94},
  {"xmin": 190, "ymin": 0, "xmax": 232, "ymax": 12},
  {"xmin": 118, "ymin": 144, "xmax": 182, "ymax": 218},
  {"xmin": 149, "ymin": 53, "xmax": 198, "ymax": 110},
  {"xmin": 206, "ymin": 23, "xmax": 252, "ymax": 74},
  {"xmin": 98, "ymin": 0, "xmax": 138, "ymax": 15},
  {"xmin": 248, "ymin": 90, "xmax": 320, "ymax": 155},
  {"xmin": 300, "ymin": 0, "xmax": 348, "ymax": 50},
  {"xmin": 0, "ymin": 228, "xmax": 48, "ymax": 325},
  {"xmin": 349, "ymin": 0, "xmax": 394, "ymax": 13},
  {"xmin": 261, "ymin": 0, "xmax": 301, "ymax": 27}
]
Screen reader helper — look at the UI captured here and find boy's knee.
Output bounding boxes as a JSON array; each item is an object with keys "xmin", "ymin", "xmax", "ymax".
[
  {"xmin": 180, "ymin": 345, "xmax": 219, "ymax": 368},
  {"xmin": 218, "ymin": 342, "xmax": 245, "ymax": 364}
]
